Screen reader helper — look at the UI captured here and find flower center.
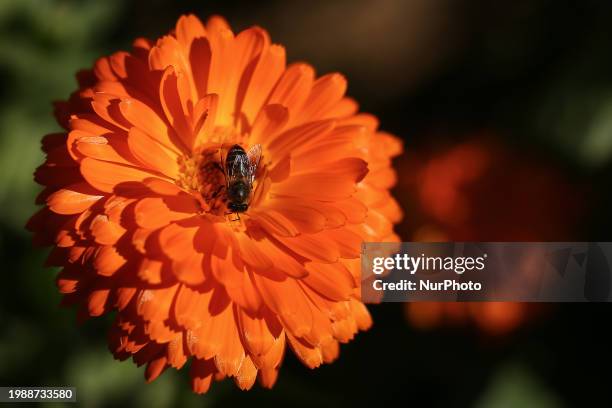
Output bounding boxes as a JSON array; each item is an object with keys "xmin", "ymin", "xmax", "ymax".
[{"xmin": 177, "ymin": 144, "xmax": 227, "ymax": 216}]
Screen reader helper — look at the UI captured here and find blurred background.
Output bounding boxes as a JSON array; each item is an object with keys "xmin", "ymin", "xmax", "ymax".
[{"xmin": 1, "ymin": 0, "xmax": 612, "ymax": 406}]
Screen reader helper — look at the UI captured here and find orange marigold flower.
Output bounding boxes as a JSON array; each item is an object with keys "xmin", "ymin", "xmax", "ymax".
[{"xmin": 27, "ymin": 14, "xmax": 402, "ymax": 393}]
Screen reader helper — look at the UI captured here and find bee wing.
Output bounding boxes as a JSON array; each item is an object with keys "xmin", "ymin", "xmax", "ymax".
[
  {"xmin": 231, "ymin": 154, "xmax": 250, "ymax": 180},
  {"xmin": 246, "ymin": 144, "xmax": 262, "ymax": 182}
]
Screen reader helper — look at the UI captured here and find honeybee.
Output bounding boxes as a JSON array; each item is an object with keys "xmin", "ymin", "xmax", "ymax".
[{"xmin": 223, "ymin": 144, "xmax": 262, "ymax": 217}]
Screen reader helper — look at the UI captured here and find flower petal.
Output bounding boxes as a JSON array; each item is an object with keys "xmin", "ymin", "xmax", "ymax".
[
  {"xmin": 240, "ymin": 44, "xmax": 285, "ymax": 124},
  {"xmin": 268, "ymin": 63, "xmax": 314, "ymax": 118},
  {"xmin": 234, "ymin": 355, "xmax": 257, "ymax": 390},
  {"xmin": 47, "ymin": 183, "xmax": 103, "ymax": 215},
  {"xmin": 237, "ymin": 308, "xmax": 280, "ymax": 357},
  {"xmin": 253, "ymin": 275, "xmax": 312, "ymax": 337},
  {"xmin": 159, "ymin": 66, "xmax": 194, "ymax": 147},
  {"xmin": 190, "ymin": 358, "xmax": 215, "ymax": 394},
  {"xmin": 80, "ymin": 157, "xmax": 169, "ymax": 193},
  {"xmin": 249, "ymin": 104, "xmax": 289, "ymax": 145},
  {"xmin": 134, "ymin": 196, "xmax": 199, "ymax": 230},
  {"xmin": 275, "ymin": 234, "xmax": 339, "ymax": 264},
  {"xmin": 299, "ymin": 73, "xmax": 347, "ymax": 122},
  {"xmin": 119, "ymin": 98, "xmax": 184, "ymax": 154},
  {"xmin": 302, "ymin": 262, "xmax": 355, "ymax": 301},
  {"xmin": 127, "ymin": 127, "xmax": 180, "ymax": 178}
]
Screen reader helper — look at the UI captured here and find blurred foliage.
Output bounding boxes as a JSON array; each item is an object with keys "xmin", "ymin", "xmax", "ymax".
[
  {"xmin": 475, "ymin": 364, "xmax": 563, "ymax": 408},
  {"xmin": 1, "ymin": 0, "xmax": 612, "ymax": 407},
  {"xmin": 0, "ymin": 0, "xmax": 121, "ymax": 232}
]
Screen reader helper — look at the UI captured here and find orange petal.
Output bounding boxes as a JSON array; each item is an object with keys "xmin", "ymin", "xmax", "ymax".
[
  {"xmin": 331, "ymin": 315, "xmax": 358, "ymax": 343},
  {"xmin": 158, "ymin": 221, "xmax": 199, "ymax": 261},
  {"xmin": 172, "ymin": 251, "xmax": 205, "ymax": 285},
  {"xmin": 159, "ymin": 66, "xmax": 194, "ymax": 147},
  {"xmin": 236, "ymin": 233, "xmax": 273, "ymax": 271},
  {"xmin": 206, "ymin": 27, "xmax": 235, "ymax": 126},
  {"xmin": 299, "ymin": 73, "xmax": 347, "ymax": 122},
  {"xmin": 327, "ymin": 97, "xmax": 359, "ymax": 118},
  {"xmin": 286, "ymin": 334, "xmax": 322, "ymax": 369},
  {"xmin": 251, "ymin": 331, "xmax": 285, "ymax": 370},
  {"xmin": 230, "ymin": 26, "xmax": 269, "ymax": 111},
  {"xmin": 214, "ymin": 306, "xmax": 245, "ymax": 377},
  {"xmin": 292, "ymin": 158, "xmax": 368, "ymax": 183},
  {"xmin": 326, "ymin": 228, "xmax": 363, "ymax": 259},
  {"xmin": 189, "ymin": 37, "xmax": 212, "ymax": 101},
  {"xmin": 321, "ymin": 338, "xmax": 340, "ymax": 363},
  {"xmin": 224, "ymin": 272, "xmax": 263, "ymax": 313},
  {"xmin": 114, "ymin": 287, "xmax": 137, "ymax": 311},
  {"xmin": 175, "ymin": 14, "xmax": 206, "ymax": 52},
  {"xmin": 136, "ymin": 285, "xmax": 179, "ymax": 323},
  {"xmin": 240, "ymin": 44, "xmax": 286, "ymax": 124},
  {"xmin": 127, "ymin": 127, "xmax": 180, "ymax": 178},
  {"xmin": 266, "ymin": 119, "xmax": 334, "ymax": 161},
  {"xmin": 186, "ymin": 291, "xmax": 232, "ymax": 359},
  {"xmin": 237, "ymin": 308, "xmax": 278, "ymax": 357},
  {"xmin": 267, "ymin": 154, "xmax": 291, "ymax": 182},
  {"xmin": 174, "ymin": 285, "xmax": 212, "ymax": 330},
  {"xmin": 258, "ymin": 367, "xmax": 279, "ymax": 389},
  {"xmin": 253, "ymin": 275, "xmax": 312, "ymax": 337},
  {"xmin": 316, "ymin": 202, "xmax": 347, "ymax": 228},
  {"xmin": 90, "ymin": 214, "xmax": 126, "ymax": 245},
  {"xmin": 301, "ymin": 298, "xmax": 334, "ymax": 346},
  {"xmin": 190, "ymin": 358, "xmax": 215, "ymax": 394},
  {"xmin": 167, "ymin": 334, "xmax": 188, "ymax": 369},
  {"xmin": 87, "ymin": 289, "xmax": 110, "ymax": 316},
  {"xmin": 193, "ymin": 93, "xmax": 218, "ymax": 146},
  {"xmin": 47, "ymin": 183, "xmax": 103, "ymax": 214},
  {"xmin": 211, "ymin": 246, "xmax": 263, "ymax": 312},
  {"xmin": 250, "ymin": 209, "xmax": 298, "ymax": 237},
  {"xmin": 338, "ymin": 113, "xmax": 379, "ymax": 132},
  {"xmin": 268, "ymin": 63, "xmax": 314, "ymax": 118},
  {"xmin": 137, "ymin": 258, "xmax": 164, "ymax": 284},
  {"xmin": 80, "ymin": 157, "xmax": 168, "ymax": 193},
  {"xmin": 290, "ymin": 126, "xmax": 368, "ymax": 170},
  {"xmin": 119, "ymin": 98, "xmax": 184, "ymax": 154},
  {"xmin": 93, "ymin": 245, "xmax": 126, "ymax": 276},
  {"xmin": 336, "ymin": 197, "xmax": 368, "ymax": 224},
  {"xmin": 350, "ymin": 298, "xmax": 373, "ymax": 331},
  {"xmin": 275, "ymin": 234, "xmax": 339, "ymax": 264},
  {"xmin": 249, "ymin": 104, "xmax": 289, "ymax": 145},
  {"xmin": 234, "ymin": 355, "xmax": 257, "ymax": 390},
  {"xmin": 90, "ymin": 93, "xmax": 130, "ymax": 131},
  {"xmin": 271, "ymin": 172, "xmax": 357, "ymax": 201},
  {"xmin": 145, "ymin": 355, "xmax": 168, "ymax": 383},
  {"xmin": 134, "ymin": 196, "xmax": 198, "ymax": 229},
  {"xmin": 259, "ymin": 199, "xmax": 326, "ymax": 234},
  {"xmin": 70, "ymin": 131, "xmax": 134, "ymax": 166},
  {"xmin": 251, "ymin": 236, "xmax": 308, "ymax": 279},
  {"xmin": 302, "ymin": 262, "xmax": 354, "ymax": 301}
]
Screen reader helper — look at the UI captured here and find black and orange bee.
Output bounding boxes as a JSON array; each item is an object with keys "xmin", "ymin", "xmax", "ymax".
[{"xmin": 222, "ymin": 144, "xmax": 262, "ymax": 217}]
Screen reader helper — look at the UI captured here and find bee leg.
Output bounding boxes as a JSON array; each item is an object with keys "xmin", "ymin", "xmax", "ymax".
[
  {"xmin": 213, "ymin": 162, "xmax": 224, "ymax": 173},
  {"xmin": 212, "ymin": 184, "xmax": 223, "ymax": 198}
]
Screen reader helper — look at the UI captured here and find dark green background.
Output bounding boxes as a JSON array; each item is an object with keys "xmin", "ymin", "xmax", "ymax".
[{"xmin": 2, "ymin": 1, "xmax": 612, "ymax": 406}]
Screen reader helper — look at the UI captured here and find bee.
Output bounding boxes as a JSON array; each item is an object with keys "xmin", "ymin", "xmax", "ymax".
[{"xmin": 223, "ymin": 144, "xmax": 262, "ymax": 217}]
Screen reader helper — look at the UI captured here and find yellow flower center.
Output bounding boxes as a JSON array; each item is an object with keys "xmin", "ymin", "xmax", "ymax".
[{"xmin": 177, "ymin": 144, "xmax": 227, "ymax": 216}]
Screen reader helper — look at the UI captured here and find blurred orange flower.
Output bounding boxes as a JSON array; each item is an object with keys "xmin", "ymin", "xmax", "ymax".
[
  {"xmin": 402, "ymin": 137, "xmax": 584, "ymax": 241},
  {"xmin": 28, "ymin": 15, "xmax": 402, "ymax": 393},
  {"xmin": 398, "ymin": 136, "xmax": 584, "ymax": 334},
  {"xmin": 405, "ymin": 302, "xmax": 528, "ymax": 335}
]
